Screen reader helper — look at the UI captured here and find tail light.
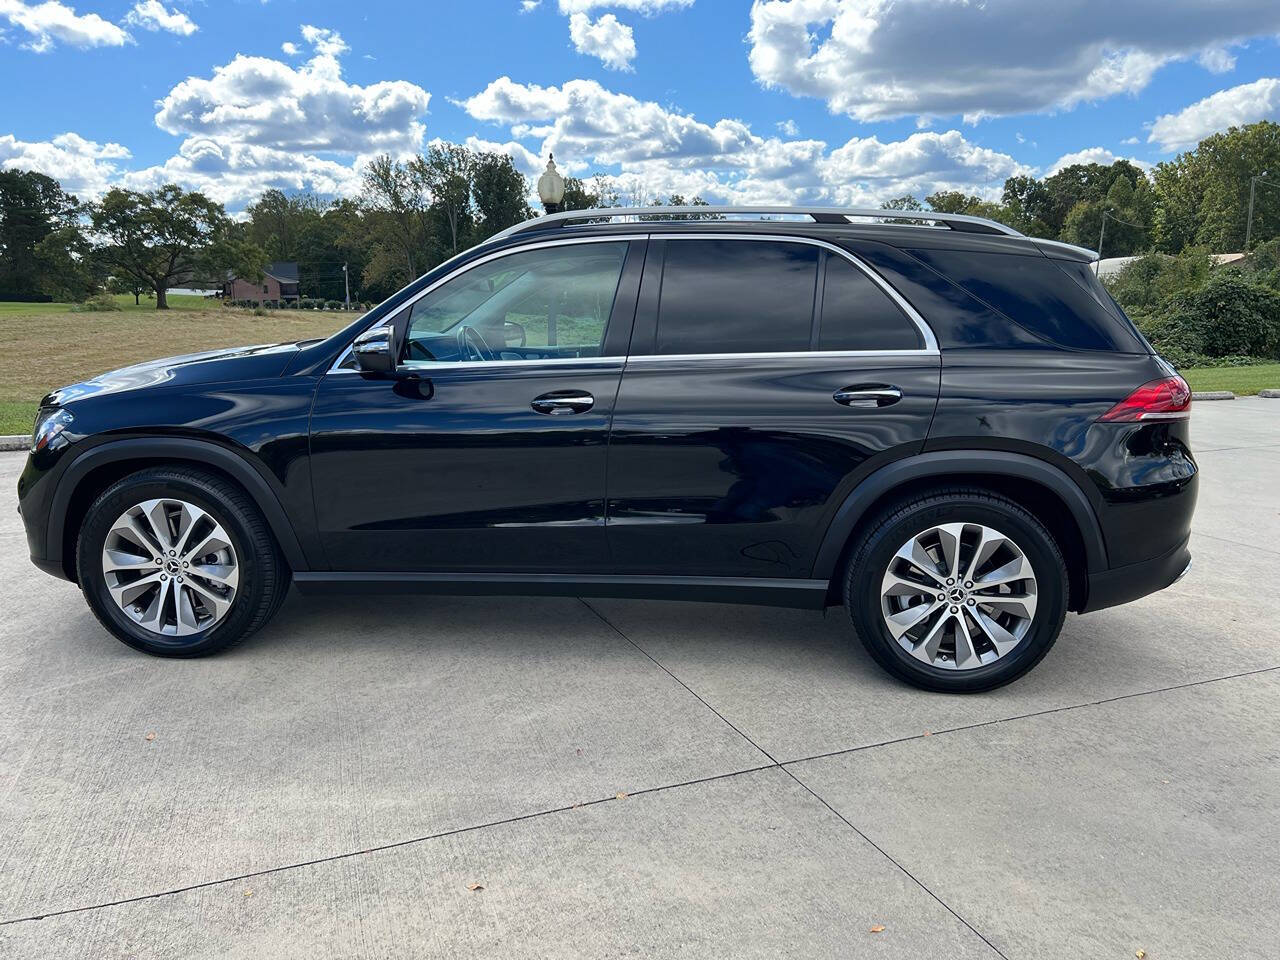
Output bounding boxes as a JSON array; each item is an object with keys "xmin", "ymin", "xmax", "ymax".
[{"xmin": 1098, "ymin": 375, "xmax": 1191, "ymax": 422}]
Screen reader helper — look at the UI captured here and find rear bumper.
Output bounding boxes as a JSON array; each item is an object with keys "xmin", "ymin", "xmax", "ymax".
[{"xmin": 1080, "ymin": 534, "xmax": 1191, "ymax": 613}]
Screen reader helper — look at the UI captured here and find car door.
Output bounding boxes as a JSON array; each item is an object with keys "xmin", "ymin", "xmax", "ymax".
[
  {"xmin": 309, "ymin": 236, "xmax": 645, "ymax": 572},
  {"xmin": 605, "ymin": 235, "xmax": 941, "ymax": 578}
]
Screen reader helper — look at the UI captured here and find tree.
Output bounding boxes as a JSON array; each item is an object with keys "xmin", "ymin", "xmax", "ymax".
[
  {"xmin": 560, "ymin": 174, "xmax": 620, "ymax": 211},
  {"xmin": 881, "ymin": 194, "xmax": 924, "ymax": 211},
  {"xmin": 89, "ymin": 185, "xmax": 240, "ymax": 309},
  {"xmin": 1002, "ymin": 161, "xmax": 1149, "ymax": 241},
  {"xmin": 1061, "ymin": 174, "xmax": 1155, "ymax": 257},
  {"xmin": 360, "ymin": 154, "xmax": 433, "ymax": 289},
  {"xmin": 1152, "ymin": 121, "xmax": 1280, "ymax": 253},
  {"xmin": 245, "ymin": 189, "xmax": 323, "ymax": 262},
  {"xmin": 472, "ymin": 152, "xmax": 531, "ymax": 239},
  {"xmin": 416, "ymin": 142, "xmax": 475, "ymax": 257},
  {"xmin": 0, "ymin": 169, "xmax": 86, "ymax": 301}
]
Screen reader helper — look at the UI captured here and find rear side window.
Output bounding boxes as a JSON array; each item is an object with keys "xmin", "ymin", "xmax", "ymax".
[
  {"xmin": 656, "ymin": 239, "xmax": 818, "ymax": 354},
  {"xmin": 819, "ymin": 255, "xmax": 923, "ymax": 351},
  {"xmin": 908, "ymin": 248, "xmax": 1144, "ymax": 352}
]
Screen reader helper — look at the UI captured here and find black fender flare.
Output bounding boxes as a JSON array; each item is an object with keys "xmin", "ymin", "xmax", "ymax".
[
  {"xmin": 810, "ymin": 450, "xmax": 1108, "ymax": 580},
  {"xmin": 46, "ymin": 437, "xmax": 310, "ymax": 572}
]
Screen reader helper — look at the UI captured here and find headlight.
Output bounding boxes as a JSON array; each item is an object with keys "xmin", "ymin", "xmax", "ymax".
[{"xmin": 31, "ymin": 407, "xmax": 74, "ymax": 454}]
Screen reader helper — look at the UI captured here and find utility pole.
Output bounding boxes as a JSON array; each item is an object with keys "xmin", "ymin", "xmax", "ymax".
[
  {"xmin": 1095, "ymin": 209, "xmax": 1110, "ymax": 276},
  {"xmin": 342, "ymin": 262, "xmax": 350, "ymax": 310},
  {"xmin": 1246, "ymin": 172, "xmax": 1266, "ymax": 252}
]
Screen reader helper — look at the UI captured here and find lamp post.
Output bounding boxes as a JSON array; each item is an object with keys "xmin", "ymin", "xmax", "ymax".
[
  {"xmin": 537, "ymin": 153, "xmax": 566, "ymax": 214},
  {"xmin": 342, "ymin": 262, "xmax": 350, "ymax": 310}
]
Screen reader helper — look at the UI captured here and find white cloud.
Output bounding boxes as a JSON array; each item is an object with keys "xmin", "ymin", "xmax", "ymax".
[
  {"xmin": 123, "ymin": 1, "xmax": 196, "ymax": 37},
  {"xmin": 1148, "ymin": 77, "xmax": 1280, "ymax": 151},
  {"xmin": 568, "ymin": 12, "xmax": 634, "ymax": 70},
  {"xmin": 747, "ymin": 0, "xmax": 1280, "ymax": 122},
  {"xmin": 0, "ymin": 0, "xmax": 128, "ymax": 52},
  {"xmin": 155, "ymin": 26, "xmax": 429, "ymax": 155},
  {"xmin": 299, "ymin": 23, "xmax": 348, "ymax": 58},
  {"xmin": 1197, "ymin": 46, "xmax": 1237, "ymax": 74},
  {"xmin": 0, "ymin": 131, "xmax": 130, "ymax": 195},
  {"xmin": 520, "ymin": 0, "xmax": 540, "ymax": 10},
  {"xmin": 460, "ymin": 76, "xmax": 1029, "ymax": 206},
  {"xmin": 776, "ymin": 119, "xmax": 799, "ymax": 137},
  {"xmin": 0, "ymin": 25, "xmax": 435, "ymax": 209},
  {"xmin": 280, "ymin": 40, "xmax": 297, "ymax": 55},
  {"xmin": 1046, "ymin": 147, "xmax": 1150, "ymax": 176},
  {"xmin": 557, "ymin": 0, "xmax": 690, "ymax": 11}
]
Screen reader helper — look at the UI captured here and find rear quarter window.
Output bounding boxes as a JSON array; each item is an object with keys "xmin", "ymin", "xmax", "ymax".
[{"xmin": 907, "ymin": 248, "xmax": 1145, "ymax": 352}]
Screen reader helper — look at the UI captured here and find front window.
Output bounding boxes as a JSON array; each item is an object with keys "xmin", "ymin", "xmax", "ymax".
[{"xmin": 402, "ymin": 241, "xmax": 629, "ymax": 364}]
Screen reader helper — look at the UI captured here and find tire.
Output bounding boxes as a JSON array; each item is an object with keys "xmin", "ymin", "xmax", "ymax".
[
  {"xmin": 76, "ymin": 466, "xmax": 290, "ymax": 657},
  {"xmin": 843, "ymin": 488, "xmax": 1067, "ymax": 693}
]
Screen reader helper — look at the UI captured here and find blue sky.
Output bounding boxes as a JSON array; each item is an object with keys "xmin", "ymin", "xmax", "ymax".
[{"xmin": 2, "ymin": 0, "xmax": 1279, "ymax": 211}]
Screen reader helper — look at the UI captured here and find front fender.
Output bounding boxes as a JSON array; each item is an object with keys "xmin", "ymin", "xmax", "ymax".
[{"xmin": 44, "ymin": 436, "xmax": 313, "ymax": 574}]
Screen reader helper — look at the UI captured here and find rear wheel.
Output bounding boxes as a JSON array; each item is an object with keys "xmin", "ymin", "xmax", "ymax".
[
  {"xmin": 844, "ymin": 489, "xmax": 1067, "ymax": 692},
  {"xmin": 76, "ymin": 467, "xmax": 289, "ymax": 657}
]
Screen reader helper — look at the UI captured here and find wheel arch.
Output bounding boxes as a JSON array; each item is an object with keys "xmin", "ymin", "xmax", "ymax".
[
  {"xmin": 49, "ymin": 438, "xmax": 310, "ymax": 582},
  {"xmin": 812, "ymin": 451, "xmax": 1107, "ymax": 612}
]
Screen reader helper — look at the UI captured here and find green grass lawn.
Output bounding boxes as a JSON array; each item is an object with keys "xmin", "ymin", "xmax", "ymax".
[
  {"xmin": 1182, "ymin": 363, "xmax": 1280, "ymax": 396},
  {"xmin": 0, "ymin": 301, "xmax": 349, "ymax": 435},
  {"xmin": 0, "ymin": 293, "xmax": 214, "ymax": 315}
]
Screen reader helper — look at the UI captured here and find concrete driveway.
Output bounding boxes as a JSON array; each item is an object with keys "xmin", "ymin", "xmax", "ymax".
[{"xmin": 1, "ymin": 399, "xmax": 1277, "ymax": 959}]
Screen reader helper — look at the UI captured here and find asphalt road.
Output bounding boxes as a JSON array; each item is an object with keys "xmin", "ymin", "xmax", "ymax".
[{"xmin": 1, "ymin": 399, "xmax": 1277, "ymax": 959}]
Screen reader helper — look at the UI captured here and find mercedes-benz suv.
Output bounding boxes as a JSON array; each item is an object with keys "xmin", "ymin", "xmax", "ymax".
[{"xmin": 17, "ymin": 206, "xmax": 1197, "ymax": 692}]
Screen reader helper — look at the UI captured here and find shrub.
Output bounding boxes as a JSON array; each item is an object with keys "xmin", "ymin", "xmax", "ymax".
[
  {"xmin": 1153, "ymin": 346, "xmax": 1271, "ymax": 370},
  {"xmin": 325, "ymin": 299, "xmax": 342, "ymax": 310},
  {"xmin": 72, "ymin": 292, "xmax": 122, "ymax": 312},
  {"xmin": 1105, "ymin": 248, "xmax": 1213, "ymax": 317}
]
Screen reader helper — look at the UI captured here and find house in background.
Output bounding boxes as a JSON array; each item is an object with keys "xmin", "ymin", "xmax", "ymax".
[{"xmin": 223, "ymin": 262, "xmax": 300, "ymax": 304}]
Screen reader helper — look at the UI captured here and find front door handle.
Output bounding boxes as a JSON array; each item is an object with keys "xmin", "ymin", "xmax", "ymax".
[
  {"xmin": 833, "ymin": 384, "xmax": 903, "ymax": 408},
  {"xmin": 531, "ymin": 390, "xmax": 595, "ymax": 415}
]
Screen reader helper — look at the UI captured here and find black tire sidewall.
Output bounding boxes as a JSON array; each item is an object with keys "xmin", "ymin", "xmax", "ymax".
[
  {"xmin": 847, "ymin": 497, "xmax": 1067, "ymax": 692},
  {"xmin": 78, "ymin": 475, "xmax": 266, "ymax": 656}
]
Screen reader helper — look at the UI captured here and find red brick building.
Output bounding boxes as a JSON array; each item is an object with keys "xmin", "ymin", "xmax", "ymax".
[{"xmin": 223, "ymin": 262, "xmax": 300, "ymax": 304}]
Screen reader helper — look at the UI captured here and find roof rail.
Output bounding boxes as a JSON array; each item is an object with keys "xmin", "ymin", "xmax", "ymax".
[{"xmin": 490, "ymin": 205, "xmax": 1024, "ymax": 241}]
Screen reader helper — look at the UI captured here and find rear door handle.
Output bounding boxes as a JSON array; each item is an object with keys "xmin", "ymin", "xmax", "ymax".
[
  {"xmin": 531, "ymin": 391, "xmax": 595, "ymax": 415},
  {"xmin": 833, "ymin": 385, "xmax": 903, "ymax": 408}
]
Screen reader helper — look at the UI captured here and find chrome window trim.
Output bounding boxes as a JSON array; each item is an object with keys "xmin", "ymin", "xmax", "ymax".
[
  {"xmin": 650, "ymin": 233, "xmax": 939, "ymax": 354},
  {"xmin": 328, "ymin": 234, "xmax": 644, "ymax": 373},
  {"xmin": 625, "ymin": 349, "xmax": 938, "ymax": 364},
  {"xmin": 327, "ymin": 231, "xmax": 938, "ymax": 374}
]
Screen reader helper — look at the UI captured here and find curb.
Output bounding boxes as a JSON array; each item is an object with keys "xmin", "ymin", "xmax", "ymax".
[
  {"xmin": 1192, "ymin": 391, "xmax": 1235, "ymax": 401},
  {"xmin": 0, "ymin": 435, "xmax": 28, "ymax": 452},
  {"xmin": 1259, "ymin": 389, "xmax": 1280, "ymax": 399}
]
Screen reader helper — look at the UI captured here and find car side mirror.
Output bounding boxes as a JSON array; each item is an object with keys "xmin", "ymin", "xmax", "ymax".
[{"xmin": 352, "ymin": 327, "xmax": 396, "ymax": 375}]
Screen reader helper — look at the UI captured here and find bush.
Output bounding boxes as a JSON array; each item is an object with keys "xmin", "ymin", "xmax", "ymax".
[
  {"xmin": 1105, "ymin": 248, "xmax": 1213, "ymax": 317},
  {"xmin": 1142, "ymin": 273, "xmax": 1280, "ymax": 360},
  {"xmin": 72, "ymin": 292, "xmax": 122, "ymax": 312},
  {"xmin": 1152, "ymin": 346, "xmax": 1271, "ymax": 370},
  {"xmin": 325, "ymin": 299, "xmax": 342, "ymax": 310}
]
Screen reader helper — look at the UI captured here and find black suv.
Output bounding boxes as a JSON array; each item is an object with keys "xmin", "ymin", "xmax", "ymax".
[{"xmin": 17, "ymin": 207, "xmax": 1197, "ymax": 692}]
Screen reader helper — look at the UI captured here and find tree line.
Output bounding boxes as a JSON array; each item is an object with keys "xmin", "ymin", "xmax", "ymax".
[{"xmin": 2, "ymin": 121, "xmax": 1279, "ymax": 309}]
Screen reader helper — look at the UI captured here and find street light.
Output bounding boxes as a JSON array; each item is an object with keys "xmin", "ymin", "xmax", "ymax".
[{"xmin": 537, "ymin": 153, "xmax": 566, "ymax": 214}]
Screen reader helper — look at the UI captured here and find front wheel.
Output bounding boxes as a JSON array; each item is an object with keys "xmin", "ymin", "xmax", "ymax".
[
  {"xmin": 76, "ymin": 467, "xmax": 290, "ymax": 657},
  {"xmin": 844, "ymin": 489, "xmax": 1067, "ymax": 693}
]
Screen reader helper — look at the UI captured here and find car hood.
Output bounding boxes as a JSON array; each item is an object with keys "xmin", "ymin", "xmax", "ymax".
[{"xmin": 45, "ymin": 342, "xmax": 302, "ymax": 406}]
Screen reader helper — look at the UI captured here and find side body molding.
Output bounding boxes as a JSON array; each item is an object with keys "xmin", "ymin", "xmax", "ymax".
[
  {"xmin": 810, "ymin": 450, "xmax": 1108, "ymax": 580},
  {"xmin": 46, "ymin": 437, "xmax": 311, "ymax": 573}
]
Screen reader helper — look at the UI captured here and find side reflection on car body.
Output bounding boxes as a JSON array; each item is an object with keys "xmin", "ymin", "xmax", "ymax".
[{"xmin": 17, "ymin": 206, "xmax": 1196, "ymax": 691}]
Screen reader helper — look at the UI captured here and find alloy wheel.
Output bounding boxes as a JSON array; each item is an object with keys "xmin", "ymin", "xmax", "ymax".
[
  {"xmin": 101, "ymin": 498, "xmax": 239, "ymax": 637},
  {"xmin": 879, "ymin": 522, "xmax": 1038, "ymax": 670}
]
